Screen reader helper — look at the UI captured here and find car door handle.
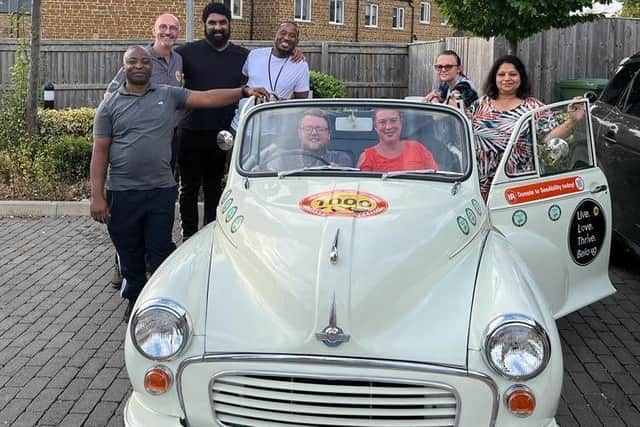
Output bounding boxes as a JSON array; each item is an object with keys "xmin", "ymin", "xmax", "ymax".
[{"xmin": 591, "ymin": 184, "xmax": 608, "ymax": 194}]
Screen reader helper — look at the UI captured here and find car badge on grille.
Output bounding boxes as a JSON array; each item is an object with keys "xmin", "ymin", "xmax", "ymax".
[{"xmin": 316, "ymin": 294, "xmax": 350, "ymax": 347}]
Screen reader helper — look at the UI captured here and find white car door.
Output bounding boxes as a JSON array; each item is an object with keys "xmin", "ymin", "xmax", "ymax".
[{"xmin": 486, "ymin": 99, "xmax": 616, "ymax": 318}]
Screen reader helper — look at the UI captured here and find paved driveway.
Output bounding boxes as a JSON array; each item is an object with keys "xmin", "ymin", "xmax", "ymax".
[{"xmin": 0, "ymin": 216, "xmax": 639, "ymax": 426}]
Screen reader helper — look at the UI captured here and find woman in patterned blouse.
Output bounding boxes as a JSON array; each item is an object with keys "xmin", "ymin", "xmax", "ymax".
[{"xmin": 470, "ymin": 55, "xmax": 586, "ymax": 201}]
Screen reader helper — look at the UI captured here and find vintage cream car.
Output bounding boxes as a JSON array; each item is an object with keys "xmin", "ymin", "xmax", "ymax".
[{"xmin": 124, "ymin": 98, "xmax": 615, "ymax": 427}]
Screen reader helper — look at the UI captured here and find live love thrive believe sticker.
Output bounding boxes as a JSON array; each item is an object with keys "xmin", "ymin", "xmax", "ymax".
[
  {"xmin": 300, "ymin": 190, "xmax": 388, "ymax": 217},
  {"xmin": 457, "ymin": 216, "xmax": 470, "ymax": 235},
  {"xmin": 569, "ymin": 199, "xmax": 605, "ymax": 266},
  {"xmin": 512, "ymin": 210, "xmax": 527, "ymax": 227}
]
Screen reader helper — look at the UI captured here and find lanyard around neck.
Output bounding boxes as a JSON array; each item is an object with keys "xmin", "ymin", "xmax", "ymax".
[{"xmin": 268, "ymin": 51, "xmax": 289, "ymax": 94}]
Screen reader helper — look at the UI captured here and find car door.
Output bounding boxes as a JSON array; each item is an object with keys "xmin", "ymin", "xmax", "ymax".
[
  {"xmin": 592, "ymin": 59, "xmax": 640, "ymax": 250},
  {"xmin": 487, "ymin": 99, "xmax": 616, "ymax": 318}
]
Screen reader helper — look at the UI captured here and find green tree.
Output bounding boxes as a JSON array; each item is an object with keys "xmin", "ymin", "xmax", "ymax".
[
  {"xmin": 620, "ymin": 0, "xmax": 640, "ymax": 16},
  {"xmin": 434, "ymin": 0, "xmax": 612, "ymax": 53},
  {"xmin": 26, "ymin": 0, "xmax": 43, "ymax": 135}
]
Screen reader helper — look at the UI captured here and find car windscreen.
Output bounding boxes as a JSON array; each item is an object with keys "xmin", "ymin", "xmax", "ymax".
[{"xmin": 238, "ymin": 104, "xmax": 470, "ymax": 179}]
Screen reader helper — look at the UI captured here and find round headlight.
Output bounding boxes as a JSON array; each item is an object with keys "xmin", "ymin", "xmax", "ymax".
[
  {"xmin": 484, "ymin": 314, "xmax": 551, "ymax": 381},
  {"xmin": 130, "ymin": 299, "xmax": 191, "ymax": 361}
]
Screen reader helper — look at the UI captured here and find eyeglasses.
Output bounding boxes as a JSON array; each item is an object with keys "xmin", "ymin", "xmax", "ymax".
[
  {"xmin": 300, "ymin": 126, "xmax": 329, "ymax": 133},
  {"xmin": 433, "ymin": 64, "xmax": 456, "ymax": 71}
]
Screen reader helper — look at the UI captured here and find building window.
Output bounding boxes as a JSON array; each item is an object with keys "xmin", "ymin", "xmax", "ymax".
[
  {"xmin": 330, "ymin": 0, "xmax": 344, "ymax": 24},
  {"xmin": 420, "ymin": 2, "xmax": 431, "ymax": 24},
  {"xmin": 0, "ymin": 0, "xmax": 32, "ymax": 13},
  {"xmin": 223, "ymin": 0, "xmax": 242, "ymax": 18},
  {"xmin": 365, "ymin": 4, "xmax": 378, "ymax": 27},
  {"xmin": 392, "ymin": 7, "xmax": 404, "ymax": 29},
  {"xmin": 295, "ymin": 0, "xmax": 311, "ymax": 21}
]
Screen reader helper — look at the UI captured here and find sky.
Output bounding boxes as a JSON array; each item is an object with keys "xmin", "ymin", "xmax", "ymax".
[{"xmin": 587, "ymin": 1, "xmax": 623, "ymax": 16}]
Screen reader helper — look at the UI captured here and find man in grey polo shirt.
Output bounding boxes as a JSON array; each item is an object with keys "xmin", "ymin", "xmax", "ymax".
[
  {"xmin": 91, "ymin": 45, "xmax": 266, "ymax": 318},
  {"xmin": 104, "ymin": 13, "xmax": 183, "ymax": 289}
]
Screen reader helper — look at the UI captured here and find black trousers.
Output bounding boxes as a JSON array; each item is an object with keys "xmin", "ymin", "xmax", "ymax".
[
  {"xmin": 177, "ymin": 128, "xmax": 227, "ymax": 239},
  {"xmin": 107, "ymin": 187, "xmax": 177, "ymax": 301}
]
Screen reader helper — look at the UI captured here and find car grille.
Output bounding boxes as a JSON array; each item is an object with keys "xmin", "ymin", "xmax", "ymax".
[{"xmin": 211, "ymin": 374, "xmax": 458, "ymax": 426}]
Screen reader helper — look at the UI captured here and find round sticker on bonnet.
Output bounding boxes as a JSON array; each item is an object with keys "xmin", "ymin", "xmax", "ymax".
[{"xmin": 300, "ymin": 190, "xmax": 388, "ymax": 217}]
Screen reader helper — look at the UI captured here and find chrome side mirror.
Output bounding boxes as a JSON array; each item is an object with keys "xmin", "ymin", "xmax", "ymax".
[
  {"xmin": 217, "ymin": 130, "xmax": 235, "ymax": 151},
  {"xmin": 583, "ymin": 91, "xmax": 598, "ymax": 103}
]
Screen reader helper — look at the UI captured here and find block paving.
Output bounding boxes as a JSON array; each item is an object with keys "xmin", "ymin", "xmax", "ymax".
[{"xmin": 0, "ymin": 215, "xmax": 639, "ymax": 426}]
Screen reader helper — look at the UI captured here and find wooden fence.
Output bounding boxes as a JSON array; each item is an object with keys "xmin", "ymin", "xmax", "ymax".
[
  {"xmin": 409, "ymin": 17, "xmax": 640, "ymax": 103},
  {"xmin": 1, "ymin": 17, "xmax": 640, "ymax": 108},
  {"xmin": 0, "ymin": 40, "xmax": 409, "ymax": 108}
]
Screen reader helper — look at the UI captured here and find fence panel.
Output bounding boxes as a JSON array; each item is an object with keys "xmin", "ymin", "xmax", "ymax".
[
  {"xmin": 2, "ymin": 18, "xmax": 640, "ymax": 108},
  {"xmin": 0, "ymin": 40, "xmax": 408, "ymax": 108}
]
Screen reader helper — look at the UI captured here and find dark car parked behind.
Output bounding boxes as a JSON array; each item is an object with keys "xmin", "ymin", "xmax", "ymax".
[{"xmin": 592, "ymin": 52, "xmax": 640, "ymax": 255}]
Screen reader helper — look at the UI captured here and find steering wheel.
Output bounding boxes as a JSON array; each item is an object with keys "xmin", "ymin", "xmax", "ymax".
[{"xmin": 262, "ymin": 149, "xmax": 330, "ymax": 167}]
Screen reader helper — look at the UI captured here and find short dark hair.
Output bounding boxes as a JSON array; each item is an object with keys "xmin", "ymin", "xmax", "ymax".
[
  {"xmin": 484, "ymin": 54, "xmax": 531, "ymax": 99},
  {"xmin": 278, "ymin": 21, "xmax": 300, "ymax": 38},
  {"xmin": 202, "ymin": 2, "xmax": 231, "ymax": 23}
]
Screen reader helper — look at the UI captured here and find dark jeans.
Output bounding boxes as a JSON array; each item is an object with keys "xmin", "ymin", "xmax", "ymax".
[
  {"xmin": 107, "ymin": 186, "xmax": 177, "ymax": 301},
  {"xmin": 177, "ymin": 128, "xmax": 227, "ymax": 239}
]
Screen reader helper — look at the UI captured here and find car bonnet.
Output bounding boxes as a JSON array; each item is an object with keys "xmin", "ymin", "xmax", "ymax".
[{"xmin": 205, "ymin": 178, "xmax": 487, "ymax": 367}]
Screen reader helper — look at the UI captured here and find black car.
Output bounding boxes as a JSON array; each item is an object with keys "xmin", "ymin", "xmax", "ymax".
[{"xmin": 592, "ymin": 52, "xmax": 640, "ymax": 255}]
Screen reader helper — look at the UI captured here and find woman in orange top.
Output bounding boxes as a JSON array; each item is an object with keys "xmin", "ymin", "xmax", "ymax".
[{"xmin": 357, "ymin": 109, "xmax": 438, "ymax": 172}]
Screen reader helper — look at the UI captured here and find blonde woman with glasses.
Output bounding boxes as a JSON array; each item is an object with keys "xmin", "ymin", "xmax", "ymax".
[{"xmin": 425, "ymin": 50, "xmax": 478, "ymax": 108}]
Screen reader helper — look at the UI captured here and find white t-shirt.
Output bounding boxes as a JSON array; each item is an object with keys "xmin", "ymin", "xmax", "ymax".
[{"xmin": 231, "ymin": 47, "xmax": 310, "ymax": 130}]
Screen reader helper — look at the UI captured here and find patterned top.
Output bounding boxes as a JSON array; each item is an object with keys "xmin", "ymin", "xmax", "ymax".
[
  {"xmin": 359, "ymin": 140, "xmax": 439, "ymax": 172},
  {"xmin": 470, "ymin": 96, "xmax": 555, "ymax": 199}
]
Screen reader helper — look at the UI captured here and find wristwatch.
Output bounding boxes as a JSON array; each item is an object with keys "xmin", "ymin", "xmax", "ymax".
[{"xmin": 241, "ymin": 85, "xmax": 249, "ymax": 97}]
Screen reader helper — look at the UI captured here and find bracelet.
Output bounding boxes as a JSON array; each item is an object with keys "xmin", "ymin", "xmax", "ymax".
[{"xmin": 241, "ymin": 85, "xmax": 249, "ymax": 97}]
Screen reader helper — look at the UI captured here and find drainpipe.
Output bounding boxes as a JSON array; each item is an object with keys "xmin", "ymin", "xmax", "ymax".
[
  {"xmin": 250, "ymin": 0, "xmax": 255, "ymax": 40},
  {"xmin": 355, "ymin": 0, "xmax": 360, "ymax": 42},
  {"xmin": 407, "ymin": 0, "xmax": 415, "ymax": 43},
  {"xmin": 186, "ymin": 0, "xmax": 194, "ymax": 41}
]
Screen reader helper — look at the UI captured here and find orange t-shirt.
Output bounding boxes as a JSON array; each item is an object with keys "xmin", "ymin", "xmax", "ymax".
[{"xmin": 359, "ymin": 140, "xmax": 438, "ymax": 172}]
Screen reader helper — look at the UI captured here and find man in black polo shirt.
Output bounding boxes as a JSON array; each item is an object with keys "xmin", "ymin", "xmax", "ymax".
[
  {"xmin": 175, "ymin": 3, "xmax": 245, "ymax": 240},
  {"xmin": 176, "ymin": 3, "xmax": 303, "ymax": 240}
]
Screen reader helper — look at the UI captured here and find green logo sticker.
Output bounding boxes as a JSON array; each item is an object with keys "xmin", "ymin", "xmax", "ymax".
[
  {"xmin": 230, "ymin": 215, "xmax": 244, "ymax": 233},
  {"xmin": 472, "ymin": 198, "xmax": 483, "ymax": 215},
  {"xmin": 465, "ymin": 208, "xmax": 477, "ymax": 226},
  {"xmin": 548, "ymin": 205, "xmax": 561, "ymax": 221},
  {"xmin": 457, "ymin": 216, "xmax": 470, "ymax": 235},
  {"xmin": 221, "ymin": 197, "xmax": 234, "ymax": 214},
  {"xmin": 225, "ymin": 206, "xmax": 238, "ymax": 223},
  {"xmin": 221, "ymin": 189, "xmax": 232, "ymax": 204},
  {"xmin": 512, "ymin": 210, "xmax": 527, "ymax": 227}
]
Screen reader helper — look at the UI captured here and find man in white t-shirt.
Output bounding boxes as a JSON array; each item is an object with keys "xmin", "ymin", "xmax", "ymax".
[{"xmin": 231, "ymin": 21, "xmax": 309, "ymax": 130}]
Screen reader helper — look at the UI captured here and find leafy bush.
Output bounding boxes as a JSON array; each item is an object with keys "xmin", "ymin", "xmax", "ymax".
[
  {"xmin": 46, "ymin": 135, "xmax": 93, "ymax": 182},
  {"xmin": 38, "ymin": 108, "xmax": 95, "ymax": 143},
  {"xmin": 310, "ymin": 71, "xmax": 347, "ymax": 98},
  {"xmin": 0, "ymin": 39, "xmax": 30, "ymax": 153}
]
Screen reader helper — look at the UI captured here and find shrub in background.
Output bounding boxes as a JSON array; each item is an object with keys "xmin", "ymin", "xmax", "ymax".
[
  {"xmin": 310, "ymin": 71, "xmax": 347, "ymax": 98},
  {"xmin": 38, "ymin": 108, "xmax": 95, "ymax": 143},
  {"xmin": 46, "ymin": 135, "xmax": 93, "ymax": 182}
]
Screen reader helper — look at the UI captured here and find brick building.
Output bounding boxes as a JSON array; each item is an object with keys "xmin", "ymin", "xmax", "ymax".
[{"xmin": 1, "ymin": 0, "xmax": 454, "ymax": 42}]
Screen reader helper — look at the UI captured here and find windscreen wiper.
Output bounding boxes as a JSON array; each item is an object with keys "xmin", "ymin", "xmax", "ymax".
[
  {"xmin": 278, "ymin": 165, "xmax": 361, "ymax": 179},
  {"xmin": 380, "ymin": 169, "xmax": 464, "ymax": 180}
]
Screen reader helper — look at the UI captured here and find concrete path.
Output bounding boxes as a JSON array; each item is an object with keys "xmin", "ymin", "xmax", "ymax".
[{"xmin": 0, "ymin": 215, "xmax": 639, "ymax": 426}]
